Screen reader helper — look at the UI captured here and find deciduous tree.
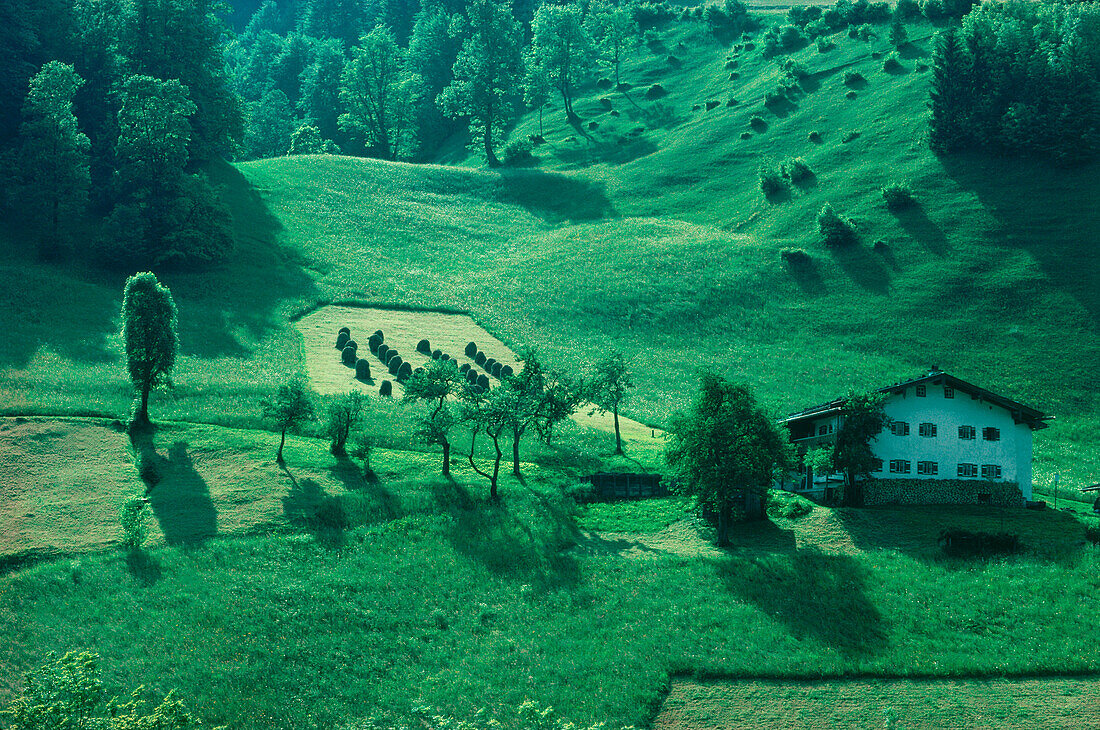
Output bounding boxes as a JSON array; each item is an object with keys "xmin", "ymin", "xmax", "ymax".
[
  {"xmin": 833, "ymin": 391, "xmax": 889, "ymax": 506},
  {"xmin": 120, "ymin": 272, "xmax": 178, "ymax": 426},
  {"xmin": 19, "ymin": 61, "xmax": 90, "ymax": 258},
  {"xmin": 666, "ymin": 373, "xmax": 789, "ymax": 546},
  {"xmin": 529, "ymin": 2, "xmax": 595, "ymax": 120},
  {"xmin": 462, "ymin": 384, "xmax": 512, "ymax": 498},
  {"xmin": 324, "ymin": 390, "xmax": 365, "ymax": 456},
  {"xmin": 261, "ymin": 377, "xmax": 318, "ymax": 462},
  {"xmin": 586, "ymin": 0, "xmax": 639, "ymax": 86},
  {"xmin": 339, "ymin": 26, "xmax": 422, "ymax": 160},
  {"xmin": 403, "ymin": 358, "xmax": 465, "ymax": 476},
  {"xmin": 438, "ymin": 0, "xmax": 523, "ymax": 167},
  {"xmin": 588, "ymin": 351, "xmax": 633, "ymax": 454}
]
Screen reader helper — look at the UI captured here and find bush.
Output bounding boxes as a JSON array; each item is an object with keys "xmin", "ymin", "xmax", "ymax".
[
  {"xmin": 816, "ymin": 36, "xmax": 835, "ymax": 52},
  {"xmin": 397, "ymin": 362, "xmax": 412, "ymax": 381},
  {"xmin": 377, "ymin": 343, "xmax": 390, "ymax": 360},
  {"xmin": 782, "ymin": 156, "xmax": 814, "ymax": 183},
  {"xmin": 818, "ymin": 203, "xmax": 857, "ymax": 246},
  {"xmin": 501, "ymin": 365, "xmax": 514, "ymax": 377},
  {"xmin": 596, "ymin": 77, "xmax": 612, "ymax": 90},
  {"xmin": 491, "ymin": 362, "xmax": 503, "ymax": 377},
  {"xmin": 342, "ymin": 345, "xmax": 358, "ymax": 365},
  {"xmin": 477, "ymin": 374, "xmax": 491, "ymax": 390},
  {"xmin": 432, "ymin": 349, "xmax": 442, "ymax": 360},
  {"xmin": 740, "ymin": 131, "xmax": 752, "ymax": 140},
  {"xmin": 388, "ymin": 356, "xmax": 403, "ymax": 375},
  {"xmin": 475, "ymin": 351, "xmax": 487, "ymax": 366},
  {"xmin": 896, "ymin": 0, "xmax": 920, "ymax": 18},
  {"xmin": 750, "ymin": 115, "xmax": 767, "ymax": 132},
  {"xmin": 843, "ymin": 70, "xmax": 865, "ymax": 86},
  {"xmin": 883, "ymin": 56, "xmax": 903, "ymax": 73},
  {"xmin": 503, "ymin": 138, "xmax": 535, "ymax": 166},
  {"xmin": 766, "ymin": 490, "xmax": 814, "ymax": 519},
  {"xmin": 1086, "ymin": 525, "xmax": 1100, "ymax": 545},
  {"xmin": 465, "ymin": 341, "xmax": 478, "ymax": 358},
  {"xmin": 379, "ymin": 380, "xmax": 392, "ymax": 397},
  {"xmin": 417, "ymin": 339, "xmax": 431, "ymax": 354},
  {"xmin": 882, "ymin": 182, "xmax": 915, "ymax": 210},
  {"xmin": 355, "ymin": 359, "xmax": 371, "ymax": 380},
  {"xmin": 758, "ymin": 162, "xmax": 789, "ymax": 197},
  {"xmin": 808, "ymin": 130, "xmax": 823, "ymax": 143},
  {"xmin": 368, "ymin": 334, "xmax": 382, "ymax": 353},
  {"xmin": 119, "ymin": 497, "xmax": 149, "ymax": 549},
  {"xmin": 846, "ymin": 90, "xmax": 858, "ymax": 99},
  {"xmin": 939, "ymin": 529, "xmax": 1021, "ymax": 558},
  {"xmin": 645, "ymin": 84, "xmax": 668, "ymax": 100}
]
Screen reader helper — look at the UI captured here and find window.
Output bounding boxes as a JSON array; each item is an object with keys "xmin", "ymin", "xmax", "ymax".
[
  {"xmin": 818, "ymin": 424, "xmax": 827, "ymax": 436},
  {"xmin": 944, "ymin": 386, "xmax": 954, "ymax": 399},
  {"xmin": 958, "ymin": 425, "xmax": 976, "ymax": 440},
  {"xmin": 981, "ymin": 464, "xmax": 1002, "ymax": 480},
  {"xmin": 917, "ymin": 461, "xmax": 939, "ymax": 475},
  {"xmin": 891, "ymin": 421, "xmax": 910, "ymax": 436},
  {"xmin": 889, "ymin": 459, "xmax": 911, "ymax": 474},
  {"xmin": 919, "ymin": 422, "xmax": 937, "ymax": 438},
  {"xmin": 916, "ymin": 385, "xmax": 926, "ymax": 397},
  {"xmin": 958, "ymin": 463, "xmax": 978, "ymax": 478},
  {"xmin": 983, "ymin": 427, "xmax": 1001, "ymax": 441}
]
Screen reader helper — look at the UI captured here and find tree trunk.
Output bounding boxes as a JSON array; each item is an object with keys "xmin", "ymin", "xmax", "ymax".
[
  {"xmin": 716, "ymin": 502, "xmax": 731, "ymax": 547},
  {"xmin": 277, "ymin": 427, "xmax": 287, "ymax": 463},
  {"xmin": 512, "ymin": 426, "xmax": 521, "ymax": 477},
  {"xmin": 539, "ymin": 107, "xmax": 544, "ymax": 137},
  {"xmin": 490, "ymin": 435, "xmax": 502, "ymax": 500},
  {"xmin": 442, "ymin": 440, "xmax": 450, "ymax": 476},
  {"xmin": 139, "ymin": 381, "xmax": 151, "ymax": 423},
  {"xmin": 613, "ymin": 404, "xmax": 623, "ymax": 455},
  {"xmin": 484, "ymin": 126, "xmax": 500, "ymax": 168}
]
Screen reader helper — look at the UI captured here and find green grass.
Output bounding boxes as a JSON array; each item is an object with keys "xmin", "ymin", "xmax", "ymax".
[
  {"xmin": 576, "ymin": 496, "xmax": 695, "ymax": 533},
  {"xmin": 3, "ymin": 9, "xmax": 1100, "ymax": 727},
  {"xmin": 2, "ymin": 478, "xmax": 1099, "ymax": 728}
]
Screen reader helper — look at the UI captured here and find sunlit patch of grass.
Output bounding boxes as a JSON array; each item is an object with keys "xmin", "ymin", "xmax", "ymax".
[{"xmin": 576, "ymin": 496, "xmax": 695, "ymax": 533}]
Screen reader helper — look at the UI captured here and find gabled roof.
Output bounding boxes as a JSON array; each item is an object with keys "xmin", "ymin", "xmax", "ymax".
[{"xmin": 782, "ymin": 368, "xmax": 1051, "ymax": 430}]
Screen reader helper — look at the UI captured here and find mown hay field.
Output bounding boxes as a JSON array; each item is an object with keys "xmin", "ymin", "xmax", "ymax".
[{"xmin": 654, "ymin": 676, "xmax": 1100, "ymax": 730}]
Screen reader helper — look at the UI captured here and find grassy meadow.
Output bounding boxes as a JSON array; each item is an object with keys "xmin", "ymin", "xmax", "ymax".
[{"xmin": 3, "ymin": 7, "xmax": 1100, "ymax": 728}]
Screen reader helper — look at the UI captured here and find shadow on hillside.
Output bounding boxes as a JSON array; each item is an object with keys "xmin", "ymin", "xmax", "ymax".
[
  {"xmin": 718, "ymin": 548, "xmax": 888, "ymax": 657},
  {"xmin": 282, "ymin": 474, "xmax": 346, "ymax": 548},
  {"xmin": 832, "ymin": 505, "xmax": 1089, "ymax": 565},
  {"xmin": 898, "ymin": 41, "xmax": 929, "ymax": 60},
  {"xmin": 147, "ymin": 442, "xmax": 218, "ymax": 546},
  {"xmin": 940, "ymin": 153, "xmax": 1100, "ymax": 325},
  {"xmin": 432, "ymin": 478, "xmax": 582, "ymax": 594},
  {"xmin": 829, "ymin": 244, "xmax": 891, "ymax": 294},
  {"xmin": 553, "ymin": 135, "xmax": 660, "ymax": 171},
  {"xmin": 125, "ymin": 548, "xmax": 163, "ymax": 586},
  {"xmin": 494, "ymin": 169, "xmax": 614, "ymax": 223},
  {"xmin": 785, "ymin": 256, "xmax": 827, "ymax": 297},
  {"xmin": 163, "ymin": 159, "xmax": 321, "ymax": 360},
  {"xmin": 892, "ymin": 204, "xmax": 950, "ymax": 256}
]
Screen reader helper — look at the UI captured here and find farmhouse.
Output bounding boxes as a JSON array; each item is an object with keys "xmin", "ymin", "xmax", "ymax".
[{"xmin": 781, "ymin": 368, "xmax": 1050, "ymax": 506}]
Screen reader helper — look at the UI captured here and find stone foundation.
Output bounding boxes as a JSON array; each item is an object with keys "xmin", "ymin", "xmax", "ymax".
[{"xmin": 862, "ymin": 478, "xmax": 1023, "ymax": 507}]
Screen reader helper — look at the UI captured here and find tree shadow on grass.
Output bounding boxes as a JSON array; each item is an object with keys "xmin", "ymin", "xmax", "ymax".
[
  {"xmin": 433, "ymin": 479, "xmax": 582, "ymax": 594},
  {"xmin": 125, "ymin": 548, "xmax": 162, "ymax": 586},
  {"xmin": 940, "ymin": 152, "xmax": 1100, "ymax": 325},
  {"xmin": 718, "ymin": 548, "xmax": 888, "ymax": 658},
  {"xmin": 163, "ymin": 159, "xmax": 321, "ymax": 360},
  {"xmin": 493, "ymin": 169, "xmax": 614, "ymax": 223},
  {"xmin": 554, "ymin": 135, "xmax": 659, "ymax": 170},
  {"xmin": 898, "ymin": 41, "xmax": 929, "ymax": 60},
  {"xmin": 281, "ymin": 474, "xmax": 346, "ymax": 548},
  {"xmin": 892, "ymin": 203, "xmax": 950, "ymax": 256},
  {"xmin": 829, "ymin": 244, "xmax": 891, "ymax": 294},
  {"xmin": 785, "ymin": 256, "xmax": 828, "ymax": 297},
  {"xmin": 147, "ymin": 441, "xmax": 218, "ymax": 547}
]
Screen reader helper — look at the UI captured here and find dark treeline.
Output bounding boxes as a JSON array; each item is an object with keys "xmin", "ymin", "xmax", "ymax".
[{"xmin": 930, "ymin": 1, "xmax": 1100, "ymax": 164}]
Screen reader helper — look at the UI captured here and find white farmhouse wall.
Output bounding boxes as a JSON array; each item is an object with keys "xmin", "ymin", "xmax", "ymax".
[{"xmin": 869, "ymin": 383, "xmax": 1033, "ymax": 499}]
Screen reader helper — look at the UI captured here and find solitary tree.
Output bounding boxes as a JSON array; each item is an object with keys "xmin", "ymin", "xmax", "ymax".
[
  {"xmin": 261, "ymin": 377, "xmax": 318, "ymax": 463},
  {"xmin": 403, "ymin": 358, "xmax": 465, "ymax": 476},
  {"xmin": 324, "ymin": 391, "xmax": 365, "ymax": 456},
  {"xmin": 588, "ymin": 351, "xmax": 634, "ymax": 454},
  {"xmin": 438, "ymin": 0, "xmax": 524, "ymax": 167},
  {"xmin": 666, "ymin": 373, "xmax": 789, "ymax": 546},
  {"xmin": 888, "ymin": 14, "xmax": 907, "ymax": 49},
  {"xmin": 120, "ymin": 272, "xmax": 178, "ymax": 427},
  {"xmin": 497, "ymin": 351, "xmax": 576, "ymax": 477},
  {"xmin": 833, "ymin": 391, "xmax": 889, "ymax": 506},
  {"xmin": 529, "ymin": 2, "xmax": 595, "ymax": 120},
  {"xmin": 19, "ymin": 61, "xmax": 90, "ymax": 258}
]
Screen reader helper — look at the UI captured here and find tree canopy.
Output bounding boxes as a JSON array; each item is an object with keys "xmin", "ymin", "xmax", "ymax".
[{"xmin": 120, "ymin": 271, "xmax": 178, "ymax": 426}]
